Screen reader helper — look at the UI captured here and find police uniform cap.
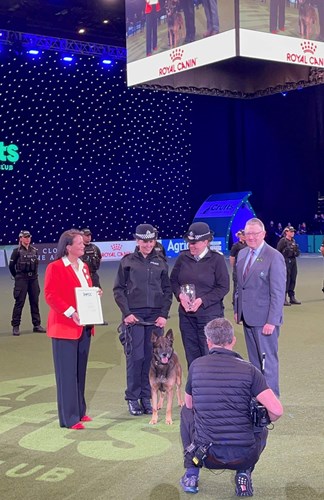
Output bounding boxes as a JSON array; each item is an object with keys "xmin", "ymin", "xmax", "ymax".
[
  {"xmin": 284, "ymin": 226, "xmax": 296, "ymax": 233},
  {"xmin": 82, "ymin": 228, "xmax": 92, "ymax": 235},
  {"xmin": 184, "ymin": 222, "xmax": 214, "ymax": 242},
  {"xmin": 19, "ymin": 230, "xmax": 31, "ymax": 238},
  {"xmin": 134, "ymin": 224, "xmax": 157, "ymax": 240}
]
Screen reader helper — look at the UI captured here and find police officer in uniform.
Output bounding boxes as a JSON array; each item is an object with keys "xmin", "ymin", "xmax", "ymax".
[
  {"xmin": 277, "ymin": 226, "xmax": 301, "ymax": 306},
  {"xmin": 9, "ymin": 230, "xmax": 46, "ymax": 336},
  {"xmin": 113, "ymin": 224, "xmax": 172, "ymax": 416},
  {"xmin": 80, "ymin": 228, "xmax": 102, "ymax": 288}
]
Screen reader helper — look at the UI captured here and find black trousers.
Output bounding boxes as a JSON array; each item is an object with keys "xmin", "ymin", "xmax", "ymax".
[
  {"xmin": 285, "ymin": 258, "xmax": 297, "ymax": 297},
  {"xmin": 52, "ymin": 327, "xmax": 91, "ymax": 428},
  {"xmin": 179, "ymin": 310, "xmax": 223, "ymax": 368},
  {"xmin": 180, "ymin": 405, "xmax": 267, "ymax": 471},
  {"xmin": 270, "ymin": 0, "xmax": 285, "ymax": 31},
  {"xmin": 124, "ymin": 308, "xmax": 163, "ymax": 401},
  {"xmin": 11, "ymin": 275, "xmax": 41, "ymax": 327},
  {"xmin": 90, "ymin": 271, "xmax": 101, "ymax": 288}
]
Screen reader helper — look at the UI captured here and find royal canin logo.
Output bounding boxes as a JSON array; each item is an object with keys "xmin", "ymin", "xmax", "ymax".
[
  {"xmin": 170, "ymin": 49, "xmax": 184, "ymax": 62},
  {"xmin": 286, "ymin": 40, "xmax": 323, "ymax": 67},
  {"xmin": 158, "ymin": 48, "xmax": 198, "ymax": 76},
  {"xmin": 300, "ymin": 41, "xmax": 317, "ymax": 54},
  {"xmin": 111, "ymin": 243, "xmax": 122, "ymax": 251}
]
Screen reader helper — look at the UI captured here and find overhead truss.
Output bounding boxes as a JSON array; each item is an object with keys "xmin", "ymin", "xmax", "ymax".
[{"xmin": 0, "ymin": 29, "xmax": 126, "ymax": 60}]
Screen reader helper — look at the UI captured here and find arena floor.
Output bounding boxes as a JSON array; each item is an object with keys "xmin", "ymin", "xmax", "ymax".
[{"xmin": 0, "ymin": 255, "xmax": 323, "ymax": 499}]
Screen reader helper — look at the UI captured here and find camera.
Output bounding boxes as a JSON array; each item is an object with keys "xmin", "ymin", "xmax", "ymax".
[
  {"xmin": 250, "ymin": 398, "xmax": 271, "ymax": 427},
  {"xmin": 192, "ymin": 443, "xmax": 212, "ymax": 467}
]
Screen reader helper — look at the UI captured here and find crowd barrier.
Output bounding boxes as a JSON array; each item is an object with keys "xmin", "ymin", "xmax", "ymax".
[{"xmin": 0, "ymin": 235, "xmax": 322, "ymax": 267}]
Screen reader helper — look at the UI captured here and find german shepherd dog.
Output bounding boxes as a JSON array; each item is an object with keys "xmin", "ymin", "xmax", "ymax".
[
  {"xmin": 298, "ymin": 0, "xmax": 318, "ymax": 39},
  {"xmin": 149, "ymin": 329, "xmax": 183, "ymax": 425},
  {"xmin": 165, "ymin": 0, "xmax": 184, "ymax": 48}
]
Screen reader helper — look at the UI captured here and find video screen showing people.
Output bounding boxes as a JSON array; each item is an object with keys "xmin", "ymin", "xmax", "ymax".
[
  {"xmin": 239, "ymin": 0, "xmax": 324, "ymax": 67},
  {"xmin": 126, "ymin": 0, "xmax": 235, "ymax": 63},
  {"xmin": 240, "ymin": 0, "xmax": 323, "ymax": 42}
]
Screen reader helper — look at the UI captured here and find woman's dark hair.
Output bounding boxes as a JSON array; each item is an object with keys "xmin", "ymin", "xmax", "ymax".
[{"xmin": 56, "ymin": 229, "xmax": 83, "ymax": 259}]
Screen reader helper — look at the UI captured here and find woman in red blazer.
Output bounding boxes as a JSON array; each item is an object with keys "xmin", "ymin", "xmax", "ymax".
[{"xmin": 45, "ymin": 229, "xmax": 95, "ymax": 429}]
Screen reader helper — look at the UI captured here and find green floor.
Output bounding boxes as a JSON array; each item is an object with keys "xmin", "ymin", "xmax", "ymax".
[{"xmin": 0, "ymin": 256, "xmax": 323, "ymax": 499}]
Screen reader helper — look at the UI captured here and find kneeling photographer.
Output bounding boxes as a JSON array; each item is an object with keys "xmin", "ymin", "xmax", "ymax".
[{"xmin": 179, "ymin": 318, "xmax": 283, "ymax": 497}]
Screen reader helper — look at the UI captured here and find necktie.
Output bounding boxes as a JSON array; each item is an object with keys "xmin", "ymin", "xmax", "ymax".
[{"xmin": 243, "ymin": 250, "xmax": 254, "ymax": 280}]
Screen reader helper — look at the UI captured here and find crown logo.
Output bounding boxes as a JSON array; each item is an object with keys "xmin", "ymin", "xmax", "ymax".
[
  {"xmin": 170, "ymin": 49, "xmax": 184, "ymax": 62},
  {"xmin": 300, "ymin": 41, "xmax": 317, "ymax": 54},
  {"xmin": 111, "ymin": 243, "xmax": 122, "ymax": 251}
]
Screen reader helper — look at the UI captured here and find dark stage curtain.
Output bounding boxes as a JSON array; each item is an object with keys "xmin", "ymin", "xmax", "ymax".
[{"xmin": 189, "ymin": 85, "xmax": 324, "ymax": 227}]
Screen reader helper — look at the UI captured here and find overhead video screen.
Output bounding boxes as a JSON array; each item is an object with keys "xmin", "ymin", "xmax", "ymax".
[
  {"xmin": 239, "ymin": 0, "xmax": 324, "ymax": 68},
  {"xmin": 126, "ymin": 0, "xmax": 236, "ymax": 86}
]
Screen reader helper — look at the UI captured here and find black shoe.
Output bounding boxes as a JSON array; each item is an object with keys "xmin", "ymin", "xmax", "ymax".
[
  {"xmin": 33, "ymin": 325, "xmax": 46, "ymax": 333},
  {"xmin": 127, "ymin": 400, "xmax": 144, "ymax": 416},
  {"xmin": 290, "ymin": 297, "xmax": 301, "ymax": 305},
  {"xmin": 141, "ymin": 398, "xmax": 153, "ymax": 414},
  {"xmin": 180, "ymin": 474, "xmax": 199, "ymax": 494},
  {"xmin": 235, "ymin": 470, "xmax": 253, "ymax": 497},
  {"xmin": 12, "ymin": 326, "xmax": 20, "ymax": 336}
]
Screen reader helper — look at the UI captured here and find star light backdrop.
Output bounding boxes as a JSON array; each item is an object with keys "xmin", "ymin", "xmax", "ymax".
[{"xmin": 0, "ymin": 48, "xmax": 193, "ymax": 245}]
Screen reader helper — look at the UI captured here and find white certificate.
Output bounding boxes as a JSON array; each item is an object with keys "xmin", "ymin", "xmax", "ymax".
[{"xmin": 75, "ymin": 287, "xmax": 103, "ymax": 325}]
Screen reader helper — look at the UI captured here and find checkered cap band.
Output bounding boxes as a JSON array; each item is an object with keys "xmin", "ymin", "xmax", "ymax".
[
  {"xmin": 135, "ymin": 230, "xmax": 156, "ymax": 240},
  {"xmin": 187, "ymin": 231, "xmax": 211, "ymax": 241}
]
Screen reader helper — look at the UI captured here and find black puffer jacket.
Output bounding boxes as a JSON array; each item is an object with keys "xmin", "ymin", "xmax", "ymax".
[
  {"xmin": 113, "ymin": 247, "xmax": 172, "ymax": 318},
  {"xmin": 186, "ymin": 348, "xmax": 268, "ymax": 447}
]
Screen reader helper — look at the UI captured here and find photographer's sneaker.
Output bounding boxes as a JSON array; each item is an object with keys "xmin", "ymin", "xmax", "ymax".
[
  {"xmin": 180, "ymin": 474, "xmax": 199, "ymax": 494},
  {"xmin": 235, "ymin": 471, "xmax": 254, "ymax": 497}
]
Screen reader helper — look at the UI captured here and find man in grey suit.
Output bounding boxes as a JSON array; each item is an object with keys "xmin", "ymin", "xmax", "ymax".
[{"xmin": 234, "ymin": 218, "xmax": 286, "ymax": 396}]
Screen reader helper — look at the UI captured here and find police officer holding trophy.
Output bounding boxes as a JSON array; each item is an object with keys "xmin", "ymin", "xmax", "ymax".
[
  {"xmin": 277, "ymin": 226, "xmax": 301, "ymax": 306},
  {"xmin": 9, "ymin": 230, "xmax": 46, "ymax": 336},
  {"xmin": 80, "ymin": 228, "xmax": 102, "ymax": 288}
]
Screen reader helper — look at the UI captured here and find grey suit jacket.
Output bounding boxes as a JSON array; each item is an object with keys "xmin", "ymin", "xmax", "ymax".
[{"xmin": 235, "ymin": 241, "xmax": 286, "ymax": 326}]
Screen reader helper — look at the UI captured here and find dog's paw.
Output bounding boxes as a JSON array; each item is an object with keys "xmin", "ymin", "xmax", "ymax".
[{"xmin": 149, "ymin": 417, "xmax": 158, "ymax": 425}]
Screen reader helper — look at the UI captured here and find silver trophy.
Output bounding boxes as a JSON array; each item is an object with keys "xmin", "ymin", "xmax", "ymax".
[{"xmin": 180, "ymin": 284, "xmax": 196, "ymax": 306}]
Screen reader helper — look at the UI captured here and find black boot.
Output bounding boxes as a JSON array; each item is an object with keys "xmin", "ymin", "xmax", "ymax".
[
  {"xmin": 141, "ymin": 398, "xmax": 153, "ymax": 414},
  {"xmin": 127, "ymin": 400, "xmax": 144, "ymax": 416}
]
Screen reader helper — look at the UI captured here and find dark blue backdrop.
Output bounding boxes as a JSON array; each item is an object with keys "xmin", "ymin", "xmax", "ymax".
[{"xmin": 1, "ymin": 46, "xmax": 324, "ymax": 244}]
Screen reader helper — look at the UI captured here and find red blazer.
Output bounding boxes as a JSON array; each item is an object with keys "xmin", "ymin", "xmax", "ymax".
[{"xmin": 44, "ymin": 258, "xmax": 94, "ymax": 339}]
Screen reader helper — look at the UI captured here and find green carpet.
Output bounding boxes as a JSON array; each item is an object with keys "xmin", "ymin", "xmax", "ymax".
[{"xmin": 0, "ymin": 256, "xmax": 323, "ymax": 499}]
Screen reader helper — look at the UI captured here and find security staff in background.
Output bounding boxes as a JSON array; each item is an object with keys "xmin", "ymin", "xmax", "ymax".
[
  {"xmin": 277, "ymin": 226, "xmax": 301, "ymax": 306},
  {"xmin": 9, "ymin": 230, "xmax": 46, "ymax": 336},
  {"xmin": 179, "ymin": 317, "xmax": 283, "ymax": 497},
  {"xmin": 80, "ymin": 228, "xmax": 102, "ymax": 288}
]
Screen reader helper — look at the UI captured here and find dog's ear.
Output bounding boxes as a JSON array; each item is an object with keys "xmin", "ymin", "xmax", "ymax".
[
  {"xmin": 165, "ymin": 329, "xmax": 174, "ymax": 343},
  {"xmin": 151, "ymin": 332, "xmax": 159, "ymax": 344}
]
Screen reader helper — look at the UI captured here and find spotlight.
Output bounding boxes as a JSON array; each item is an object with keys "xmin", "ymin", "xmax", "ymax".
[
  {"xmin": 78, "ymin": 28, "xmax": 86, "ymax": 34},
  {"xmin": 62, "ymin": 55, "xmax": 73, "ymax": 62},
  {"xmin": 281, "ymin": 92, "xmax": 287, "ymax": 97},
  {"xmin": 28, "ymin": 49, "xmax": 40, "ymax": 55},
  {"xmin": 102, "ymin": 59, "xmax": 112, "ymax": 65}
]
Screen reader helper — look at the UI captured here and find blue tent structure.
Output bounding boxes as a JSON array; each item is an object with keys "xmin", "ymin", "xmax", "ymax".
[{"xmin": 193, "ymin": 192, "xmax": 256, "ymax": 253}]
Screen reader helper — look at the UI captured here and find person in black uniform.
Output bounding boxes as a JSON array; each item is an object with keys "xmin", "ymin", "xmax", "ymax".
[
  {"xmin": 9, "ymin": 230, "xmax": 46, "ymax": 336},
  {"xmin": 113, "ymin": 224, "xmax": 173, "ymax": 416},
  {"xmin": 229, "ymin": 230, "xmax": 246, "ymax": 305},
  {"xmin": 179, "ymin": 317, "xmax": 283, "ymax": 496},
  {"xmin": 170, "ymin": 222, "xmax": 230, "ymax": 368},
  {"xmin": 277, "ymin": 226, "xmax": 301, "ymax": 306},
  {"xmin": 80, "ymin": 228, "xmax": 102, "ymax": 288}
]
